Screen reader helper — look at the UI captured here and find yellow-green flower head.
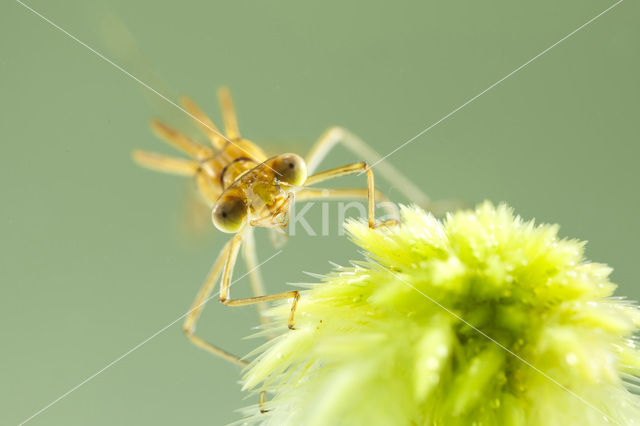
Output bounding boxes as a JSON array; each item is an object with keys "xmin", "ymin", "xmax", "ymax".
[{"xmin": 240, "ymin": 203, "xmax": 640, "ymax": 426}]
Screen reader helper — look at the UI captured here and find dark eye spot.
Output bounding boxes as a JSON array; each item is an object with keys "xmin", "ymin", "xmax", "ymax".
[
  {"xmin": 222, "ymin": 211, "xmax": 228, "ymax": 218},
  {"xmin": 288, "ymin": 162, "xmax": 295, "ymax": 169}
]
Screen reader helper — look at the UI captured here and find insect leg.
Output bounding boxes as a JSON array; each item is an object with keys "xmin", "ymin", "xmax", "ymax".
[
  {"xmin": 182, "ymin": 236, "xmax": 247, "ymax": 367},
  {"xmin": 295, "ymin": 187, "xmax": 398, "ymax": 220},
  {"xmin": 241, "ymin": 227, "xmax": 271, "ymax": 326},
  {"xmin": 304, "ymin": 163, "xmax": 397, "ymax": 229},
  {"xmin": 151, "ymin": 119, "xmax": 213, "ymax": 159},
  {"xmin": 132, "ymin": 150, "xmax": 199, "ymax": 176},
  {"xmin": 219, "ymin": 232, "xmax": 300, "ymax": 329},
  {"xmin": 259, "ymin": 390, "xmax": 269, "ymax": 413},
  {"xmin": 218, "ymin": 87, "xmax": 241, "ymax": 140},
  {"xmin": 221, "ymin": 290, "xmax": 301, "ymax": 330},
  {"xmin": 180, "ymin": 96, "xmax": 226, "ymax": 149},
  {"xmin": 305, "ymin": 126, "xmax": 461, "ymax": 215}
]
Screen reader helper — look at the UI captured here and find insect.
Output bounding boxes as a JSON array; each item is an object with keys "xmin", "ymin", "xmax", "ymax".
[{"xmin": 133, "ymin": 88, "xmax": 445, "ymax": 369}]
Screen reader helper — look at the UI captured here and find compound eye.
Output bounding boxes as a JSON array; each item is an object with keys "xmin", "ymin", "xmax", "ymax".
[
  {"xmin": 271, "ymin": 153, "xmax": 307, "ymax": 187},
  {"xmin": 212, "ymin": 194, "xmax": 247, "ymax": 233}
]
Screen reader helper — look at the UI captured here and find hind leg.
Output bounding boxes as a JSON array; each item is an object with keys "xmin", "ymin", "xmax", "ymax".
[{"xmin": 182, "ymin": 236, "xmax": 247, "ymax": 367}]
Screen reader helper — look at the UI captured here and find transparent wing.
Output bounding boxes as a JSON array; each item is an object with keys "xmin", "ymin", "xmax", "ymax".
[
  {"xmin": 99, "ymin": 12, "xmax": 221, "ymax": 239},
  {"xmin": 177, "ymin": 181, "xmax": 219, "ymax": 244},
  {"xmin": 98, "ymin": 12, "xmax": 200, "ymax": 138}
]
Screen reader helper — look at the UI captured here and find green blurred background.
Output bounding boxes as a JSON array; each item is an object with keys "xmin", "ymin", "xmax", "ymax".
[{"xmin": 2, "ymin": 0, "xmax": 638, "ymax": 424}]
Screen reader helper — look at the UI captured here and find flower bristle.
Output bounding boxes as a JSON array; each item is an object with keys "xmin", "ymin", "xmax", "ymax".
[{"xmin": 240, "ymin": 202, "xmax": 640, "ymax": 426}]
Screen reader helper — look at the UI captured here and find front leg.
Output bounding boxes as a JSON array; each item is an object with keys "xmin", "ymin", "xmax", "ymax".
[
  {"xmin": 241, "ymin": 227, "xmax": 270, "ymax": 326},
  {"xmin": 305, "ymin": 126, "xmax": 431, "ymax": 207},
  {"xmin": 294, "ymin": 187, "xmax": 399, "ymax": 220},
  {"xmin": 305, "ymin": 126, "xmax": 464, "ymax": 215},
  {"xmin": 304, "ymin": 162, "xmax": 397, "ymax": 229},
  {"xmin": 218, "ymin": 231, "xmax": 301, "ymax": 329}
]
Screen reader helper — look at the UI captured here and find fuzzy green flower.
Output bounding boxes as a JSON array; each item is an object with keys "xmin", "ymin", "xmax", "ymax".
[{"xmin": 240, "ymin": 203, "xmax": 640, "ymax": 426}]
